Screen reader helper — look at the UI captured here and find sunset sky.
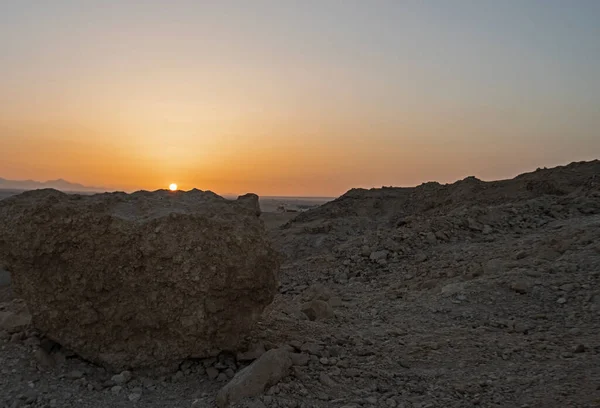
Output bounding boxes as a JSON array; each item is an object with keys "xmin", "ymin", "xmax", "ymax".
[{"xmin": 1, "ymin": 1, "xmax": 599, "ymax": 196}]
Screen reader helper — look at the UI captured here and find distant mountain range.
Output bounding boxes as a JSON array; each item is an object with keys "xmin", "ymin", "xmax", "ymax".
[{"xmin": 0, "ymin": 178, "xmax": 105, "ymax": 192}]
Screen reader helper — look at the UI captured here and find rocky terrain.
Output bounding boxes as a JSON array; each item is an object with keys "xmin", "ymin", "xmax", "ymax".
[{"xmin": 1, "ymin": 160, "xmax": 600, "ymax": 407}]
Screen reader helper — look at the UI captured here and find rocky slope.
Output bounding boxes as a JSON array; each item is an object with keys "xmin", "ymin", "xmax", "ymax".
[{"xmin": 1, "ymin": 160, "xmax": 600, "ymax": 407}]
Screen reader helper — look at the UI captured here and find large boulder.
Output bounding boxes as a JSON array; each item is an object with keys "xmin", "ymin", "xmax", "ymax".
[{"xmin": 0, "ymin": 189, "xmax": 279, "ymax": 370}]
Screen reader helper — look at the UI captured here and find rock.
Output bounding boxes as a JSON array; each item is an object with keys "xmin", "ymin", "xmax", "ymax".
[
  {"xmin": 573, "ymin": 344, "xmax": 585, "ymax": 353},
  {"xmin": 369, "ymin": 250, "xmax": 389, "ymax": 262},
  {"xmin": 111, "ymin": 371, "xmax": 132, "ymax": 384},
  {"xmin": 34, "ymin": 348, "xmax": 55, "ymax": 369},
  {"xmin": 301, "ymin": 300, "xmax": 334, "ymax": 321},
  {"xmin": 23, "ymin": 336, "xmax": 40, "ymax": 347},
  {"xmin": 128, "ymin": 392, "xmax": 141, "ymax": 402},
  {"xmin": 0, "ymin": 309, "xmax": 31, "ymax": 333},
  {"xmin": 425, "ymin": 232, "xmax": 437, "ymax": 244},
  {"xmin": 515, "ymin": 251, "xmax": 528, "ymax": 260},
  {"xmin": 319, "ymin": 372, "xmax": 336, "ymax": 387},
  {"xmin": 67, "ymin": 370, "xmax": 84, "ymax": 379},
  {"xmin": 0, "ymin": 268, "xmax": 10, "ymax": 287},
  {"xmin": 300, "ymin": 342, "xmax": 323, "ymax": 356},
  {"xmin": 216, "ymin": 348, "xmax": 292, "ymax": 408},
  {"xmin": 302, "ymin": 284, "xmax": 332, "ymax": 301},
  {"xmin": 111, "ymin": 385, "xmax": 122, "ymax": 394},
  {"xmin": 510, "ymin": 280, "xmax": 531, "ymax": 294},
  {"xmin": 206, "ymin": 367, "xmax": 219, "ymax": 380},
  {"xmin": 0, "ymin": 189, "xmax": 279, "ymax": 370},
  {"xmin": 236, "ymin": 342, "xmax": 266, "ymax": 362},
  {"xmin": 484, "ymin": 259, "xmax": 504, "ymax": 275},
  {"xmin": 289, "ymin": 353, "xmax": 309, "ymax": 366},
  {"xmin": 327, "ymin": 296, "xmax": 343, "ymax": 308}
]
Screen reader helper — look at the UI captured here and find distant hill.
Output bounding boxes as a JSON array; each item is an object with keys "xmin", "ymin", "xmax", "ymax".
[{"xmin": 0, "ymin": 178, "xmax": 105, "ymax": 192}]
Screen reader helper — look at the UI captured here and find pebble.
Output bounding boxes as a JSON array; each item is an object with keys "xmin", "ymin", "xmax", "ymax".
[
  {"xmin": 206, "ymin": 367, "xmax": 219, "ymax": 380},
  {"xmin": 67, "ymin": 370, "xmax": 84, "ymax": 379},
  {"xmin": 319, "ymin": 372, "xmax": 336, "ymax": 387},
  {"xmin": 128, "ymin": 392, "xmax": 141, "ymax": 402},
  {"xmin": 289, "ymin": 353, "xmax": 309, "ymax": 366},
  {"xmin": 111, "ymin": 370, "xmax": 132, "ymax": 384},
  {"xmin": 510, "ymin": 280, "xmax": 531, "ymax": 294}
]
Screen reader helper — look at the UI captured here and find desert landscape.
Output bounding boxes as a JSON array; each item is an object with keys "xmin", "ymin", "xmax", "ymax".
[{"xmin": 0, "ymin": 160, "xmax": 599, "ymax": 408}]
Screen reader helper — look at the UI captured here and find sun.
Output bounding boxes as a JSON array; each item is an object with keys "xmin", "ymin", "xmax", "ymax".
[{"xmin": 169, "ymin": 183, "xmax": 178, "ymax": 191}]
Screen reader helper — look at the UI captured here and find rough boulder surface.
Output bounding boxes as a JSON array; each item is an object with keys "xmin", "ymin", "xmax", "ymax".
[{"xmin": 0, "ymin": 189, "xmax": 279, "ymax": 370}]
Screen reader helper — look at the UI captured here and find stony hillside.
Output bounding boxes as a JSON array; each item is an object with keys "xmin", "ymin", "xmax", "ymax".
[{"xmin": 1, "ymin": 160, "xmax": 599, "ymax": 408}]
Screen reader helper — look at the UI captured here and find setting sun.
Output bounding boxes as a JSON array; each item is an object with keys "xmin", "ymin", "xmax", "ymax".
[{"xmin": 169, "ymin": 183, "xmax": 178, "ymax": 192}]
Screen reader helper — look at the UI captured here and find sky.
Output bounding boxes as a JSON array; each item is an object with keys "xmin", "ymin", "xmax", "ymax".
[{"xmin": 1, "ymin": 0, "xmax": 599, "ymax": 196}]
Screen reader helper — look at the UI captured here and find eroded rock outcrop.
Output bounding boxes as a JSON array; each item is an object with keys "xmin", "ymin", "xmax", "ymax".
[{"xmin": 0, "ymin": 189, "xmax": 279, "ymax": 370}]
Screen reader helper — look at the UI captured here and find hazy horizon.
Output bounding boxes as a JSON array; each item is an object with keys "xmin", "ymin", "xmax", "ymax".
[{"xmin": 2, "ymin": 1, "xmax": 599, "ymax": 196}]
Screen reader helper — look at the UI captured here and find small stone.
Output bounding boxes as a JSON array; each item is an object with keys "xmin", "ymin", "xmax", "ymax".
[
  {"xmin": 34, "ymin": 348, "xmax": 55, "ymax": 369},
  {"xmin": 23, "ymin": 336, "xmax": 40, "ymax": 347},
  {"xmin": 516, "ymin": 251, "xmax": 528, "ymax": 259},
  {"xmin": 206, "ymin": 367, "xmax": 219, "ymax": 380},
  {"xmin": 369, "ymin": 250, "xmax": 389, "ymax": 261},
  {"xmin": 216, "ymin": 348, "xmax": 292, "ymax": 408},
  {"xmin": 67, "ymin": 370, "xmax": 84, "ymax": 379},
  {"xmin": 111, "ymin": 370, "xmax": 132, "ymax": 384},
  {"xmin": 128, "ymin": 393, "xmax": 141, "ymax": 402},
  {"xmin": 300, "ymin": 342, "xmax": 323, "ymax": 356},
  {"xmin": 236, "ymin": 342, "xmax": 266, "ymax": 362},
  {"xmin": 301, "ymin": 300, "xmax": 334, "ymax": 321},
  {"xmin": 346, "ymin": 368, "xmax": 361, "ymax": 377},
  {"xmin": 111, "ymin": 385, "xmax": 123, "ymax": 394},
  {"xmin": 560, "ymin": 283, "xmax": 576, "ymax": 292},
  {"xmin": 557, "ymin": 297, "xmax": 567, "ymax": 304},
  {"xmin": 510, "ymin": 280, "xmax": 531, "ymax": 294},
  {"xmin": 328, "ymin": 296, "xmax": 343, "ymax": 308},
  {"xmin": 573, "ymin": 344, "xmax": 585, "ymax": 353},
  {"xmin": 217, "ymin": 373, "xmax": 228, "ymax": 382},
  {"xmin": 364, "ymin": 396, "xmax": 378, "ymax": 404},
  {"xmin": 319, "ymin": 372, "xmax": 336, "ymax": 387},
  {"xmin": 289, "ymin": 353, "xmax": 309, "ymax": 366}
]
